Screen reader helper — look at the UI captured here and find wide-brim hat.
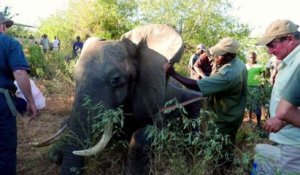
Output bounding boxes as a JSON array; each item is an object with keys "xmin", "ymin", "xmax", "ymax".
[
  {"xmin": 209, "ymin": 37, "xmax": 239, "ymax": 56},
  {"xmin": 257, "ymin": 19, "xmax": 299, "ymax": 45},
  {"xmin": 0, "ymin": 12, "xmax": 14, "ymax": 28}
]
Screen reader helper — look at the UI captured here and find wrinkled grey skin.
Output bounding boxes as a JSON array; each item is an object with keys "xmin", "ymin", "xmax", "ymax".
[{"xmin": 53, "ymin": 24, "xmax": 201, "ymax": 175}]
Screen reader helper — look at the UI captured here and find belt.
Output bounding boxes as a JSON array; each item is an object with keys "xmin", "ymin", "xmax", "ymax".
[{"xmin": 0, "ymin": 88, "xmax": 18, "ymax": 116}]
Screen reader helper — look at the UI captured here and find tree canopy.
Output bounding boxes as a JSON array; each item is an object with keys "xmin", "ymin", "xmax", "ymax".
[{"xmin": 5, "ymin": 0, "xmax": 271, "ymax": 75}]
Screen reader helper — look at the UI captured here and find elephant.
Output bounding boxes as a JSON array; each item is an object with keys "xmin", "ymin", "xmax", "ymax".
[{"xmin": 35, "ymin": 24, "xmax": 202, "ymax": 175}]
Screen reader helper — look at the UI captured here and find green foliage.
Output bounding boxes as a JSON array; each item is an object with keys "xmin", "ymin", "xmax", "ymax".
[
  {"xmin": 25, "ymin": 44, "xmax": 75, "ymax": 81},
  {"xmin": 81, "ymin": 96, "xmax": 125, "ymax": 147},
  {"xmin": 246, "ymin": 79, "xmax": 272, "ymax": 121},
  {"xmin": 1, "ymin": 6, "xmax": 11, "ymax": 17},
  {"xmin": 25, "ymin": 44, "xmax": 47, "ymax": 77},
  {"xmin": 38, "ymin": 0, "xmax": 137, "ymax": 52},
  {"xmin": 145, "ymin": 100, "xmax": 253, "ymax": 174},
  {"xmin": 133, "ymin": 0, "xmax": 251, "ymax": 75}
]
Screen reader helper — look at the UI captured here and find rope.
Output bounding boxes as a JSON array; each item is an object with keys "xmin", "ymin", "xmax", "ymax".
[
  {"xmin": 124, "ymin": 96, "xmax": 206, "ymax": 116},
  {"xmin": 159, "ymin": 96, "xmax": 206, "ymax": 113}
]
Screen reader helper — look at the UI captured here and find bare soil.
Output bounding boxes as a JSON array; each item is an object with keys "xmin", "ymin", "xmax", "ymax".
[{"xmin": 17, "ymin": 92, "xmax": 73, "ymax": 175}]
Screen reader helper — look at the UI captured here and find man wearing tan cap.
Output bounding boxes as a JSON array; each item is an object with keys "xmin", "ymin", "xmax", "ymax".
[
  {"xmin": 164, "ymin": 37, "xmax": 247, "ymax": 174},
  {"xmin": 254, "ymin": 19, "xmax": 300, "ymax": 174},
  {"xmin": 0, "ymin": 12, "xmax": 37, "ymax": 174}
]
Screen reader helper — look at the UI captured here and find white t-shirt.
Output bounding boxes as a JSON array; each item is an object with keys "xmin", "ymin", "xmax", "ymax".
[{"xmin": 52, "ymin": 39, "xmax": 60, "ymax": 48}]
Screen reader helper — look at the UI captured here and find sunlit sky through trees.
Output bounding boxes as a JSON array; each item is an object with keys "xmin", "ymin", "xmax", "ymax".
[{"xmin": 1, "ymin": 0, "xmax": 299, "ymax": 36}]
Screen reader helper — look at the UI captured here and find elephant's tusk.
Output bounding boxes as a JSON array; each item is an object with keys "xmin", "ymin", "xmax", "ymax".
[
  {"xmin": 29, "ymin": 123, "xmax": 68, "ymax": 147},
  {"xmin": 72, "ymin": 122, "xmax": 113, "ymax": 156}
]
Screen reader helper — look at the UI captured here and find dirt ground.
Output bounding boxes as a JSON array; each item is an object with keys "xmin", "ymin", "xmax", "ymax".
[{"xmin": 17, "ymin": 92, "xmax": 73, "ymax": 175}]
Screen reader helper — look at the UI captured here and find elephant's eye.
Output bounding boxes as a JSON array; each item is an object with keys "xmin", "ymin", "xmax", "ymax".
[
  {"xmin": 110, "ymin": 73, "xmax": 127, "ymax": 88},
  {"xmin": 111, "ymin": 76, "xmax": 120, "ymax": 85}
]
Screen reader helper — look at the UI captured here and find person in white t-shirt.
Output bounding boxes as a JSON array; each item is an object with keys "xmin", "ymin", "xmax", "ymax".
[{"xmin": 52, "ymin": 36, "xmax": 60, "ymax": 52}]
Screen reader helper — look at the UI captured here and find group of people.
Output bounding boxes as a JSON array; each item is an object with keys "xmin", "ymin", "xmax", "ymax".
[
  {"xmin": 39, "ymin": 34, "xmax": 60, "ymax": 53},
  {"xmin": 164, "ymin": 19, "xmax": 300, "ymax": 174},
  {"xmin": 39, "ymin": 34, "xmax": 84, "ymax": 58},
  {"xmin": 188, "ymin": 44, "xmax": 213, "ymax": 80},
  {"xmin": 1, "ymin": 9, "xmax": 300, "ymax": 174}
]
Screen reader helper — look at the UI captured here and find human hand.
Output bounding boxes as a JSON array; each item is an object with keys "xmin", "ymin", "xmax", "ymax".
[
  {"xmin": 263, "ymin": 117, "xmax": 286, "ymax": 133},
  {"xmin": 163, "ymin": 63, "xmax": 175, "ymax": 76},
  {"xmin": 27, "ymin": 101, "xmax": 38, "ymax": 121}
]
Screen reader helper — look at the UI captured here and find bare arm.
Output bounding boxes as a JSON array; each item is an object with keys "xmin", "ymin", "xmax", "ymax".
[
  {"xmin": 263, "ymin": 99, "xmax": 300, "ymax": 132},
  {"xmin": 13, "ymin": 70, "xmax": 37, "ymax": 120},
  {"xmin": 163, "ymin": 63, "xmax": 200, "ymax": 91},
  {"xmin": 193, "ymin": 66, "xmax": 206, "ymax": 78},
  {"xmin": 276, "ymin": 99, "xmax": 300, "ymax": 127}
]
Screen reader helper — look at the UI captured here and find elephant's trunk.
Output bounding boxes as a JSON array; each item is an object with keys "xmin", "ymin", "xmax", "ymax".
[
  {"xmin": 29, "ymin": 123, "xmax": 68, "ymax": 147},
  {"xmin": 72, "ymin": 122, "xmax": 113, "ymax": 156}
]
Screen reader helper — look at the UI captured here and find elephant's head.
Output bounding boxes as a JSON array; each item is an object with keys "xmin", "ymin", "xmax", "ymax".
[
  {"xmin": 70, "ymin": 24, "xmax": 184, "ymax": 128},
  {"xmin": 59, "ymin": 24, "xmax": 184, "ymax": 174}
]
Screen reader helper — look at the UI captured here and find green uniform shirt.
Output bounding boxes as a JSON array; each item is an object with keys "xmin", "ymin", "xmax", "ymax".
[
  {"xmin": 246, "ymin": 64, "xmax": 264, "ymax": 86},
  {"xmin": 197, "ymin": 58, "xmax": 248, "ymax": 124}
]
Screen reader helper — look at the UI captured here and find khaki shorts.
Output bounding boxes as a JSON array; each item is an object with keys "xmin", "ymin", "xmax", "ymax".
[{"xmin": 254, "ymin": 143, "xmax": 300, "ymax": 174}]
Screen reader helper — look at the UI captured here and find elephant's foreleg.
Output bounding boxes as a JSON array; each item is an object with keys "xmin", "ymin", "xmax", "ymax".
[
  {"xmin": 48, "ymin": 142, "xmax": 64, "ymax": 165},
  {"xmin": 60, "ymin": 144, "xmax": 85, "ymax": 175},
  {"xmin": 126, "ymin": 127, "xmax": 152, "ymax": 175}
]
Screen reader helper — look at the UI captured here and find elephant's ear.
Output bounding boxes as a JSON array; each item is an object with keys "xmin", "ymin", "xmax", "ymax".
[
  {"xmin": 120, "ymin": 24, "xmax": 184, "ymax": 117},
  {"xmin": 121, "ymin": 24, "xmax": 183, "ymax": 64}
]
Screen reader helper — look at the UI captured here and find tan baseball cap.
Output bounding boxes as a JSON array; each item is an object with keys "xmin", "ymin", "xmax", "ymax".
[
  {"xmin": 0, "ymin": 12, "xmax": 14, "ymax": 28},
  {"xmin": 209, "ymin": 37, "xmax": 239, "ymax": 56},
  {"xmin": 257, "ymin": 19, "xmax": 299, "ymax": 45}
]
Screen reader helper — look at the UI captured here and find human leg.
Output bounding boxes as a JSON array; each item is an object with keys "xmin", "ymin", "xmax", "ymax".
[
  {"xmin": 254, "ymin": 104, "xmax": 262, "ymax": 128},
  {"xmin": 280, "ymin": 144, "xmax": 300, "ymax": 173},
  {"xmin": 0, "ymin": 101, "xmax": 17, "ymax": 175},
  {"xmin": 214, "ymin": 118, "xmax": 243, "ymax": 174},
  {"xmin": 254, "ymin": 144, "xmax": 281, "ymax": 174},
  {"xmin": 0, "ymin": 147, "xmax": 16, "ymax": 175}
]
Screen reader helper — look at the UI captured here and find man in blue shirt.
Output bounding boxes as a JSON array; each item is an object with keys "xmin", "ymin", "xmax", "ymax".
[
  {"xmin": 72, "ymin": 36, "xmax": 84, "ymax": 58},
  {"xmin": 0, "ymin": 12, "xmax": 37, "ymax": 174}
]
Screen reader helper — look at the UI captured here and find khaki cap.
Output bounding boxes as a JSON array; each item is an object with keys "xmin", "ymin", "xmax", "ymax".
[
  {"xmin": 0, "ymin": 12, "xmax": 14, "ymax": 28},
  {"xmin": 257, "ymin": 19, "xmax": 299, "ymax": 45},
  {"xmin": 209, "ymin": 37, "xmax": 239, "ymax": 56}
]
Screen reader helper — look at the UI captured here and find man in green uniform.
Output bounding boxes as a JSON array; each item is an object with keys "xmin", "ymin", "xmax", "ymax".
[{"xmin": 163, "ymin": 37, "xmax": 247, "ymax": 173}]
